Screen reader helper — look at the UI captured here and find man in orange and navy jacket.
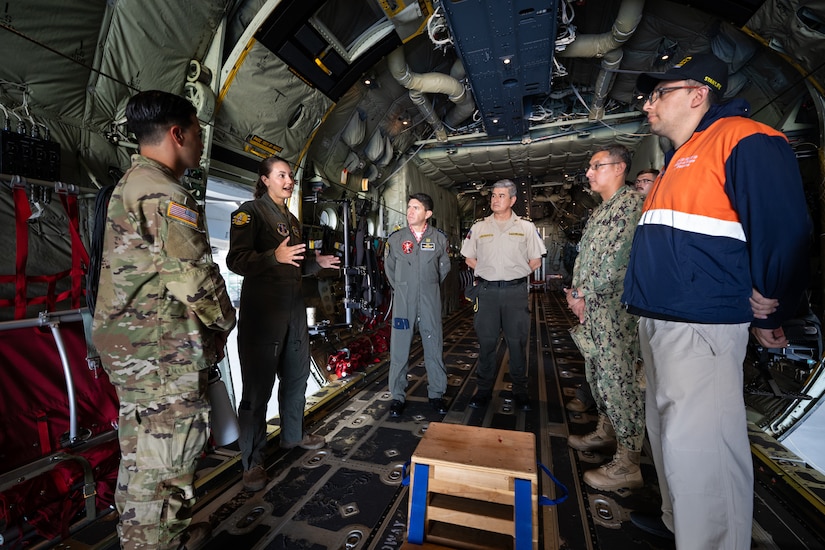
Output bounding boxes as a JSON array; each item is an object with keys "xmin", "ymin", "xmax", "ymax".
[{"xmin": 621, "ymin": 53, "xmax": 811, "ymax": 550}]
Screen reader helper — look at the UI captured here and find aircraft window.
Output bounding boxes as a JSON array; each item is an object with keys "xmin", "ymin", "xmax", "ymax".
[
  {"xmin": 314, "ymin": 0, "xmax": 386, "ymax": 51},
  {"xmin": 320, "ymin": 208, "xmax": 338, "ymax": 230},
  {"xmin": 287, "ymin": 104, "xmax": 304, "ymax": 129}
]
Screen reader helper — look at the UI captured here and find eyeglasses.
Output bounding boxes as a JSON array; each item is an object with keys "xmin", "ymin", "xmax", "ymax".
[
  {"xmin": 587, "ymin": 161, "xmax": 622, "ymax": 171},
  {"xmin": 635, "ymin": 178, "xmax": 655, "ymax": 185},
  {"xmin": 645, "ymin": 86, "xmax": 703, "ymax": 104}
]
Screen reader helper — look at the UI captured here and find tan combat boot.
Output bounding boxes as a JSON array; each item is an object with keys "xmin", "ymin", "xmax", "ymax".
[
  {"xmin": 583, "ymin": 444, "xmax": 643, "ymax": 491},
  {"xmin": 568, "ymin": 414, "xmax": 617, "ymax": 452}
]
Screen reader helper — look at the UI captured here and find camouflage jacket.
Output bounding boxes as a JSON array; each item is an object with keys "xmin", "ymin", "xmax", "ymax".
[
  {"xmin": 572, "ymin": 186, "xmax": 643, "ymax": 301},
  {"xmin": 92, "ymin": 155, "xmax": 236, "ymax": 385}
]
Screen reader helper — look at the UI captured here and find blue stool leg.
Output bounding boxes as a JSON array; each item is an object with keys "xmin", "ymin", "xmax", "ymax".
[
  {"xmin": 408, "ymin": 463, "xmax": 430, "ymax": 544},
  {"xmin": 514, "ymin": 477, "xmax": 533, "ymax": 550}
]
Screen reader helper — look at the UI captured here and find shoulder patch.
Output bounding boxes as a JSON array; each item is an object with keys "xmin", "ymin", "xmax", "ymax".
[
  {"xmin": 167, "ymin": 201, "xmax": 199, "ymax": 227},
  {"xmin": 232, "ymin": 211, "xmax": 251, "ymax": 226}
]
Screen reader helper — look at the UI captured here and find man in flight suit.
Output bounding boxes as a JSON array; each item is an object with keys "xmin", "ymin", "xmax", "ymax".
[
  {"xmin": 384, "ymin": 193, "xmax": 451, "ymax": 417},
  {"xmin": 460, "ymin": 179, "xmax": 546, "ymax": 410}
]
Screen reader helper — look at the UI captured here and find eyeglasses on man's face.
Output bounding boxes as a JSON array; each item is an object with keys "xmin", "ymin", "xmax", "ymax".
[
  {"xmin": 587, "ymin": 161, "xmax": 621, "ymax": 171},
  {"xmin": 644, "ymin": 85, "xmax": 704, "ymax": 104}
]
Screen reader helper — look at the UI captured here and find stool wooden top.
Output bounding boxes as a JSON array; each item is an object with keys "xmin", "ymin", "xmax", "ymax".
[{"xmin": 412, "ymin": 423, "xmax": 536, "ymax": 477}]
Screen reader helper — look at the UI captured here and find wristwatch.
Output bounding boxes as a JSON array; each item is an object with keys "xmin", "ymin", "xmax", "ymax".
[{"xmin": 571, "ymin": 289, "xmax": 580, "ymax": 299}]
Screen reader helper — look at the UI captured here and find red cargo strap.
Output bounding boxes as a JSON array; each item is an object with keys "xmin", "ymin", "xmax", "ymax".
[
  {"xmin": 35, "ymin": 410, "xmax": 52, "ymax": 454},
  {"xmin": 57, "ymin": 183, "xmax": 90, "ymax": 309},
  {"xmin": 0, "ymin": 180, "xmax": 90, "ymax": 317}
]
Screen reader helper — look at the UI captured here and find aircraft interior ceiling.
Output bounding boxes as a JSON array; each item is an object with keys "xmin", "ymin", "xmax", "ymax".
[
  {"xmin": 0, "ymin": 1, "xmax": 823, "ymax": 224},
  {"xmin": 3, "ymin": 1, "xmax": 825, "ymax": 548}
]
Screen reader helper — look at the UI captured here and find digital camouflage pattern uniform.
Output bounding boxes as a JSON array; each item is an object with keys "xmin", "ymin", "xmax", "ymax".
[
  {"xmin": 92, "ymin": 155, "xmax": 236, "ymax": 550},
  {"xmin": 384, "ymin": 224, "xmax": 451, "ymax": 402},
  {"xmin": 571, "ymin": 185, "xmax": 644, "ymax": 452}
]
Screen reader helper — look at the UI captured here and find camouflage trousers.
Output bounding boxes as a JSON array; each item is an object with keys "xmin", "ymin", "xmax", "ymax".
[
  {"xmin": 570, "ymin": 294, "xmax": 644, "ymax": 451},
  {"xmin": 113, "ymin": 370, "xmax": 210, "ymax": 550}
]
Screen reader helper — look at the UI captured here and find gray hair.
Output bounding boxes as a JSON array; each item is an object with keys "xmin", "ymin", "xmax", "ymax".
[{"xmin": 491, "ymin": 179, "xmax": 517, "ymax": 198}]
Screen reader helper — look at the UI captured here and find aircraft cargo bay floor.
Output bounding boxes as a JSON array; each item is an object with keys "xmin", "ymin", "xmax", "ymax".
[{"xmin": 66, "ymin": 290, "xmax": 825, "ymax": 550}]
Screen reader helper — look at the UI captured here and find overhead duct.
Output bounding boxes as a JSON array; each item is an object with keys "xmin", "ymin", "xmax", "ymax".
[
  {"xmin": 387, "ymin": 47, "xmax": 475, "ymax": 142},
  {"xmin": 342, "ymin": 109, "xmax": 367, "ymax": 147},
  {"xmin": 557, "ymin": 0, "xmax": 645, "ymax": 120},
  {"xmin": 441, "ymin": 0, "xmax": 558, "ymax": 138}
]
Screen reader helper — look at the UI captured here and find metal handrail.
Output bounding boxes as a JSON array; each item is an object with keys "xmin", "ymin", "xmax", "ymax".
[{"xmin": 0, "ymin": 308, "xmax": 89, "ymax": 443}]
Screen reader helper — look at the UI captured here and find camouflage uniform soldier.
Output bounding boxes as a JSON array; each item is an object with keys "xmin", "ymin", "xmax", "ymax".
[
  {"xmin": 565, "ymin": 144, "xmax": 644, "ymax": 492},
  {"xmin": 92, "ymin": 91, "xmax": 236, "ymax": 550}
]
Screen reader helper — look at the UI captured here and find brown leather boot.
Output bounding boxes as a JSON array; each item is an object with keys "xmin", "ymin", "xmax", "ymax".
[
  {"xmin": 568, "ymin": 414, "xmax": 617, "ymax": 452},
  {"xmin": 242, "ymin": 464, "xmax": 267, "ymax": 492},
  {"xmin": 583, "ymin": 444, "xmax": 643, "ymax": 491}
]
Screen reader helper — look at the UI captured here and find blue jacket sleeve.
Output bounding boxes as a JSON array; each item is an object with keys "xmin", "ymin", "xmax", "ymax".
[{"xmin": 726, "ymin": 132, "xmax": 812, "ymax": 328}]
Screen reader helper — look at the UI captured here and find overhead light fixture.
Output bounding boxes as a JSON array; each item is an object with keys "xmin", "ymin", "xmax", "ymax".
[
  {"xmin": 361, "ymin": 178, "xmax": 369, "ymax": 192},
  {"xmin": 656, "ymin": 38, "xmax": 679, "ymax": 64}
]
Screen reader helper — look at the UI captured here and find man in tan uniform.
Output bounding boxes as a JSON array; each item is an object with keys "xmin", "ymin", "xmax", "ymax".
[{"xmin": 460, "ymin": 179, "xmax": 546, "ymax": 410}]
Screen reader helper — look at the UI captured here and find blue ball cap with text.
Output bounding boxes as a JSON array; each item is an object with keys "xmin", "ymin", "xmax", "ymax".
[{"xmin": 637, "ymin": 53, "xmax": 728, "ymax": 97}]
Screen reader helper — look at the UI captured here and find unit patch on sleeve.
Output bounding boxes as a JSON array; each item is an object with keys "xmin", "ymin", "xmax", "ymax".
[
  {"xmin": 232, "ymin": 211, "xmax": 251, "ymax": 226},
  {"xmin": 167, "ymin": 201, "xmax": 199, "ymax": 227}
]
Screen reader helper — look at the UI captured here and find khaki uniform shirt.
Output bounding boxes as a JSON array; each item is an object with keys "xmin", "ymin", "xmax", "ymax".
[{"xmin": 460, "ymin": 212, "xmax": 546, "ymax": 281}]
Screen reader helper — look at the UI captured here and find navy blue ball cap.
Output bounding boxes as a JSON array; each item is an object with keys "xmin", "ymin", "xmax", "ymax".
[{"xmin": 637, "ymin": 53, "xmax": 728, "ymax": 97}]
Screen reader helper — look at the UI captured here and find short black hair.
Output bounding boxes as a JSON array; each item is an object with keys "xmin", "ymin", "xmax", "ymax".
[
  {"xmin": 597, "ymin": 144, "xmax": 632, "ymax": 176},
  {"xmin": 409, "ymin": 192, "xmax": 434, "ymax": 212},
  {"xmin": 126, "ymin": 90, "xmax": 197, "ymax": 145},
  {"xmin": 636, "ymin": 168, "xmax": 660, "ymax": 178}
]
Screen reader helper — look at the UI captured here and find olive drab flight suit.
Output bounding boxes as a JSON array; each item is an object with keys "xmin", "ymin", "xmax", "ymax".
[
  {"xmin": 92, "ymin": 155, "xmax": 236, "ymax": 550},
  {"xmin": 384, "ymin": 225, "xmax": 450, "ymax": 401},
  {"xmin": 227, "ymin": 195, "xmax": 320, "ymax": 472}
]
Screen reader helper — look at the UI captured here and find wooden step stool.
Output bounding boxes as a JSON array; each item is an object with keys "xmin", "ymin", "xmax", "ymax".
[{"xmin": 402, "ymin": 423, "xmax": 538, "ymax": 550}]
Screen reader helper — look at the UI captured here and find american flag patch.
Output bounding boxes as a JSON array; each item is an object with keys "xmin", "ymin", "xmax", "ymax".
[{"xmin": 167, "ymin": 201, "xmax": 199, "ymax": 227}]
